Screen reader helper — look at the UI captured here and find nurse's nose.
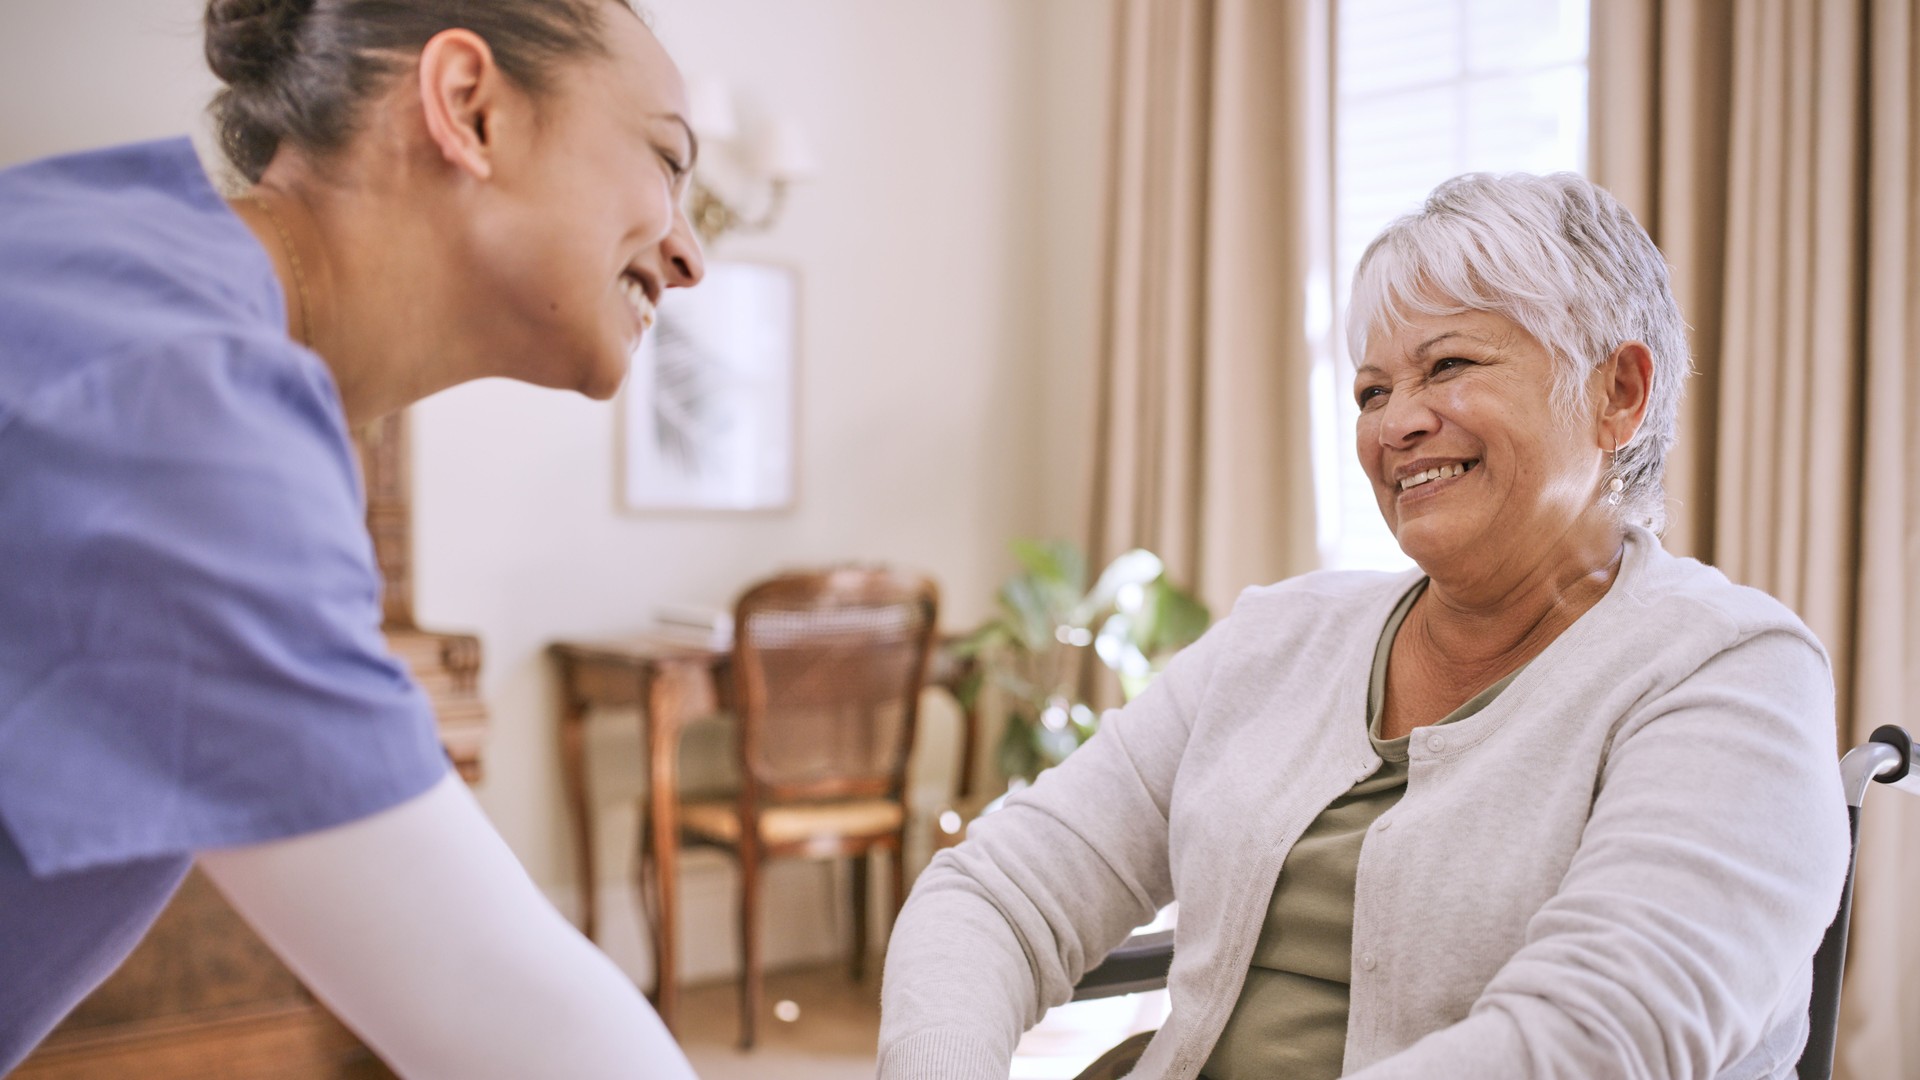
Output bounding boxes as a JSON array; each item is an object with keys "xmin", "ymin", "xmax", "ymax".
[{"xmin": 660, "ymin": 210, "xmax": 704, "ymax": 290}]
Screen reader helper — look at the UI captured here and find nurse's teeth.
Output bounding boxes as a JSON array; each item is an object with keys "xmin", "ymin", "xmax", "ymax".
[{"xmin": 620, "ymin": 275, "xmax": 655, "ymax": 330}]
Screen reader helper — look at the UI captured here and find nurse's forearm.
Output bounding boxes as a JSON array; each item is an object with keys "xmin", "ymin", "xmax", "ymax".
[{"xmin": 198, "ymin": 773, "xmax": 695, "ymax": 1080}]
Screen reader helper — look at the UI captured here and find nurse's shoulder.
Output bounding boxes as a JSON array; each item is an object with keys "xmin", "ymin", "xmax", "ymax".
[{"xmin": 0, "ymin": 137, "xmax": 294, "ymax": 406}]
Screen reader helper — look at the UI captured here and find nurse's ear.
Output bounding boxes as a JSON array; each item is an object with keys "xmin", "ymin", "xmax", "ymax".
[{"xmin": 414, "ymin": 29, "xmax": 514, "ymax": 183}]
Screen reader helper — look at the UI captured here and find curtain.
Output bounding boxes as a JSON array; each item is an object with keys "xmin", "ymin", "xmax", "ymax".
[
  {"xmin": 1589, "ymin": 1, "xmax": 1736, "ymax": 561},
  {"xmin": 1593, "ymin": 3, "xmax": 1920, "ymax": 1076},
  {"xmin": 1845, "ymin": 3, "xmax": 1920, "ymax": 1074},
  {"xmin": 1085, "ymin": 0, "xmax": 1327, "ymax": 620}
]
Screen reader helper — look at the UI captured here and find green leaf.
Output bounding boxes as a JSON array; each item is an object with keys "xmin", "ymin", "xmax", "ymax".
[
  {"xmin": 951, "ymin": 620, "xmax": 1011, "ymax": 658},
  {"xmin": 1136, "ymin": 580, "xmax": 1211, "ymax": 656},
  {"xmin": 1093, "ymin": 611, "xmax": 1129, "ymax": 669},
  {"xmin": 1010, "ymin": 539, "xmax": 1087, "ymax": 594},
  {"xmin": 1101, "ymin": 615, "xmax": 1153, "ymax": 677},
  {"xmin": 1088, "ymin": 574, "xmax": 1211, "ymax": 701},
  {"xmin": 1075, "ymin": 549, "xmax": 1165, "ymax": 624},
  {"xmin": 992, "ymin": 669, "xmax": 1044, "ymax": 706},
  {"xmin": 999, "ymin": 575, "xmax": 1056, "ymax": 650},
  {"xmin": 996, "ymin": 710, "xmax": 1044, "ymax": 783},
  {"xmin": 1118, "ymin": 669, "xmax": 1154, "ymax": 701},
  {"xmin": 971, "ymin": 541, "xmax": 1211, "ymax": 771}
]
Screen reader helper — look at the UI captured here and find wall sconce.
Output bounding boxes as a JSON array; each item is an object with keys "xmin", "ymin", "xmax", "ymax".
[{"xmin": 684, "ymin": 77, "xmax": 817, "ymax": 246}]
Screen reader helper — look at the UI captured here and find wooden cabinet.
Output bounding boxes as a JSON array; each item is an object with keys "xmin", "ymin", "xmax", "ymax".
[
  {"xmin": 11, "ymin": 870, "xmax": 390, "ymax": 1080},
  {"xmin": 14, "ymin": 413, "xmax": 486, "ymax": 1078}
]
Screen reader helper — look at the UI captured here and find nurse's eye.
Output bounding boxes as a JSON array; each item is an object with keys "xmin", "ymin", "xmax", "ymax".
[
  {"xmin": 657, "ymin": 149, "xmax": 689, "ymax": 180},
  {"xmin": 1355, "ymin": 384, "xmax": 1387, "ymax": 409},
  {"xmin": 1431, "ymin": 356, "xmax": 1471, "ymax": 377}
]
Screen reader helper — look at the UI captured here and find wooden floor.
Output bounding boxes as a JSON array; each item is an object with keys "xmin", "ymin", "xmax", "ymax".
[
  {"xmin": 677, "ymin": 965, "xmax": 885, "ymax": 1080},
  {"xmin": 676, "ymin": 963, "xmax": 1168, "ymax": 1080},
  {"xmin": 12, "ymin": 1005, "xmax": 389, "ymax": 1080},
  {"xmin": 18, "ymin": 958, "xmax": 1156, "ymax": 1079}
]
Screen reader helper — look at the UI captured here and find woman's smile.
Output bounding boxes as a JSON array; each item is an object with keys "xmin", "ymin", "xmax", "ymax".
[{"xmin": 1395, "ymin": 458, "xmax": 1479, "ymax": 502}]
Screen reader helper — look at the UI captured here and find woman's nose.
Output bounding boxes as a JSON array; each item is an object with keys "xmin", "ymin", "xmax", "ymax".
[
  {"xmin": 1378, "ymin": 388, "xmax": 1435, "ymax": 447},
  {"xmin": 661, "ymin": 211, "xmax": 705, "ymax": 289}
]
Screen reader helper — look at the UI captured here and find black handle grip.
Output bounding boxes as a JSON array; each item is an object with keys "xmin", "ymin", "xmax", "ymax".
[{"xmin": 1870, "ymin": 725, "xmax": 1913, "ymax": 785}]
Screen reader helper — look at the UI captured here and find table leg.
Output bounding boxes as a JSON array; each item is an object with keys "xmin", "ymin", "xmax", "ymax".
[
  {"xmin": 557, "ymin": 673, "xmax": 597, "ymax": 941},
  {"xmin": 954, "ymin": 655, "xmax": 982, "ymax": 800},
  {"xmin": 643, "ymin": 662, "xmax": 694, "ymax": 1033}
]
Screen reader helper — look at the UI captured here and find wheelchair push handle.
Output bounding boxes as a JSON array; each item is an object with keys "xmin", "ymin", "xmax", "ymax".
[{"xmin": 1840, "ymin": 725, "xmax": 1919, "ymax": 808}]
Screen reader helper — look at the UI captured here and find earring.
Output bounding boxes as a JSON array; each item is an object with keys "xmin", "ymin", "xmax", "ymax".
[{"xmin": 1606, "ymin": 435, "xmax": 1625, "ymax": 506}]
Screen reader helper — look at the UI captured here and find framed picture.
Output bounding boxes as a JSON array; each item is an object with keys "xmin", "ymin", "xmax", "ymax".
[{"xmin": 620, "ymin": 261, "xmax": 798, "ymax": 511}]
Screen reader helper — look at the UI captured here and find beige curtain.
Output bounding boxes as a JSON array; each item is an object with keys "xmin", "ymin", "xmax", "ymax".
[
  {"xmin": 1593, "ymin": 2, "xmax": 1920, "ymax": 1076},
  {"xmin": 1086, "ymin": 0, "xmax": 1326, "ymax": 619},
  {"xmin": 1590, "ymin": 1, "xmax": 1736, "ymax": 561}
]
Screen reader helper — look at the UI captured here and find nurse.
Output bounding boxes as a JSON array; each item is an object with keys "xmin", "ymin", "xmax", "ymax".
[{"xmin": 0, "ymin": 1, "xmax": 704, "ymax": 1075}]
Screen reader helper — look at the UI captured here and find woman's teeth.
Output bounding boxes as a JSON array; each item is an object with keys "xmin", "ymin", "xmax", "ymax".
[
  {"xmin": 620, "ymin": 275, "xmax": 655, "ymax": 330},
  {"xmin": 1399, "ymin": 461, "xmax": 1475, "ymax": 491}
]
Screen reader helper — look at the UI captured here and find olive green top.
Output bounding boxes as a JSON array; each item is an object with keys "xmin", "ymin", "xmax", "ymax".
[{"xmin": 1200, "ymin": 580, "xmax": 1525, "ymax": 1080}]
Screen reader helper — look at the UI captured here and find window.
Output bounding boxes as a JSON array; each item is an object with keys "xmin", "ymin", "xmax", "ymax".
[{"xmin": 1312, "ymin": 0, "xmax": 1590, "ymax": 571}]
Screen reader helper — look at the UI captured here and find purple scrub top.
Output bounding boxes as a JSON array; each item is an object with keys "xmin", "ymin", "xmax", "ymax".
[{"xmin": 0, "ymin": 138, "xmax": 449, "ymax": 1070}]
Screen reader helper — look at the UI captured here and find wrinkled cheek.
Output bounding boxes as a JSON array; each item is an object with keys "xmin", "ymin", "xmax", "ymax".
[{"xmin": 1353, "ymin": 420, "xmax": 1386, "ymax": 480}]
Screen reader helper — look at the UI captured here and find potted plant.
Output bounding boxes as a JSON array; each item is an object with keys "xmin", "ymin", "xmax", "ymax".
[{"xmin": 955, "ymin": 540, "xmax": 1211, "ymax": 785}]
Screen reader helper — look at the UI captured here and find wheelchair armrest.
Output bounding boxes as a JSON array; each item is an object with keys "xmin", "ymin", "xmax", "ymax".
[{"xmin": 1071, "ymin": 929, "xmax": 1176, "ymax": 1002}]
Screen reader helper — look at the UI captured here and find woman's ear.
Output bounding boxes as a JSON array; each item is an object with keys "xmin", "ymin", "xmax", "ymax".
[
  {"xmin": 415, "ymin": 29, "xmax": 503, "ymax": 181},
  {"xmin": 1599, "ymin": 340, "xmax": 1654, "ymax": 448}
]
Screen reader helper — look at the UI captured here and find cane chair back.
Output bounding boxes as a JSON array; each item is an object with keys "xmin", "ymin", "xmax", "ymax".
[{"xmin": 732, "ymin": 569, "xmax": 938, "ymax": 810}]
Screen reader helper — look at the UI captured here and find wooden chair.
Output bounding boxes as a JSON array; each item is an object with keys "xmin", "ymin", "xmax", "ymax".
[{"xmin": 654, "ymin": 567, "xmax": 939, "ymax": 1049}]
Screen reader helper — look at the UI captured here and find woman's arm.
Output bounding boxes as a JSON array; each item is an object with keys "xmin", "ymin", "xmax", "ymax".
[
  {"xmin": 198, "ymin": 773, "xmax": 695, "ymax": 1080},
  {"xmin": 1347, "ymin": 627, "xmax": 1851, "ymax": 1079},
  {"xmin": 877, "ymin": 617, "xmax": 1227, "ymax": 1080}
]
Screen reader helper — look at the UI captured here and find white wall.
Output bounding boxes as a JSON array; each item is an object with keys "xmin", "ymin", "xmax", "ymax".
[
  {"xmin": 0, "ymin": 3, "xmax": 218, "ymax": 160},
  {"xmin": 0, "ymin": 0, "xmax": 1111, "ymax": 984}
]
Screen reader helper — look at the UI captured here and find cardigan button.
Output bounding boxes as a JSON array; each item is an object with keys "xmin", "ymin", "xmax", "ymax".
[
  {"xmin": 1361, "ymin": 953, "xmax": 1377, "ymax": 971},
  {"xmin": 1426, "ymin": 733, "xmax": 1446, "ymax": 752},
  {"xmin": 1376, "ymin": 816, "xmax": 1392, "ymax": 831}
]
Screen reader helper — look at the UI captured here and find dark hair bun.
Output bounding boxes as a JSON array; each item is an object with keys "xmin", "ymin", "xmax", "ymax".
[
  {"xmin": 204, "ymin": 0, "xmax": 315, "ymax": 87},
  {"xmin": 204, "ymin": 0, "xmax": 616, "ymax": 184}
]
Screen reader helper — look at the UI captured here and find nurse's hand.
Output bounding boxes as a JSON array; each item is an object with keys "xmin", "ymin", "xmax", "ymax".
[{"xmin": 198, "ymin": 772, "xmax": 697, "ymax": 1079}]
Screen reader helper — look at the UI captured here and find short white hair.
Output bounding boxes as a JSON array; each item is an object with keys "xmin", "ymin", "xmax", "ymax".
[{"xmin": 1345, "ymin": 172, "xmax": 1690, "ymax": 532}]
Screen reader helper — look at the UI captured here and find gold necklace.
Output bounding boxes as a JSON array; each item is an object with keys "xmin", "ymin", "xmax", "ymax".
[{"xmin": 247, "ymin": 194, "xmax": 312, "ymax": 347}]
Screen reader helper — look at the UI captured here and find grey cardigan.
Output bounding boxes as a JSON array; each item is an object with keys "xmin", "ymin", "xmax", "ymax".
[{"xmin": 879, "ymin": 529, "xmax": 1851, "ymax": 1079}]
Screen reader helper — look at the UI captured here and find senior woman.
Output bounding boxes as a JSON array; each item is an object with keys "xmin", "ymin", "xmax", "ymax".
[
  {"xmin": 879, "ymin": 173, "xmax": 1850, "ymax": 1080},
  {"xmin": 0, "ymin": 1, "xmax": 702, "ymax": 1075}
]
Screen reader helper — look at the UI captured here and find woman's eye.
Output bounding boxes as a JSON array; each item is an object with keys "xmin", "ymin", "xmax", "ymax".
[
  {"xmin": 1432, "ymin": 356, "xmax": 1469, "ymax": 376},
  {"xmin": 658, "ymin": 151, "xmax": 688, "ymax": 179},
  {"xmin": 1355, "ymin": 386, "xmax": 1386, "ymax": 408}
]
